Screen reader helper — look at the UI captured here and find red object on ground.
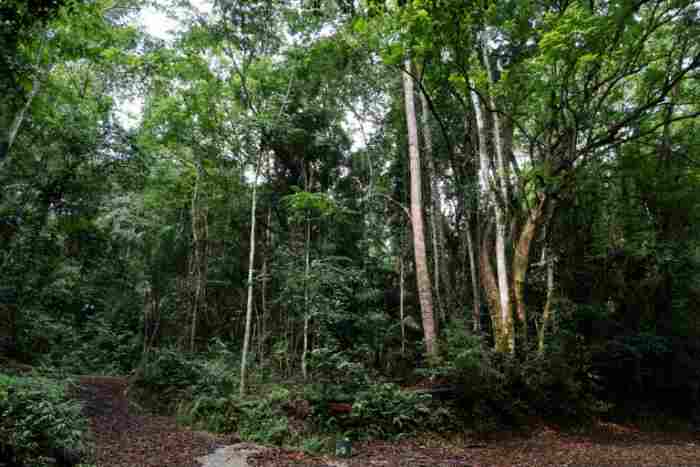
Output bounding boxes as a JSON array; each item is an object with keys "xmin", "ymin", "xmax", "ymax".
[{"xmin": 328, "ymin": 402, "xmax": 353, "ymax": 414}]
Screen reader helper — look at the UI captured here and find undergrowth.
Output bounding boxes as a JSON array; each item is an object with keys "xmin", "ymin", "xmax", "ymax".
[{"xmin": 0, "ymin": 373, "xmax": 92, "ymax": 467}]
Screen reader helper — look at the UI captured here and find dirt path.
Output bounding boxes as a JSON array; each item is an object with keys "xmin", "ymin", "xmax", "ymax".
[
  {"xmin": 77, "ymin": 377, "xmax": 700, "ymax": 467},
  {"xmin": 77, "ymin": 376, "xmax": 244, "ymax": 467}
]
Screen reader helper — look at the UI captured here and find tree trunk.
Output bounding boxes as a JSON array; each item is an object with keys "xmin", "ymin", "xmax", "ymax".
[
  {"xmin": 1, "ymin": 75, "xmax": 41, "ymax": 166},
  {"xmin": 402, "ymin": 59, "xmax": 438, "ymax": 359},
  {"xmin": 512, "ymin": 196, "xmax": 548, "ymax": 346},
  {"xmin": 258, "ymin": 203, "xmax": 272, "ymax": 368},
  {"xmin": 0, "ymin": 38, "xmax": 45, "ymax": 166},
  {"xmin": 189, "ymin": 157, "xmax": 208, "ymax": 353},
  {"xmin": 494, "ymin": 209, "xmax": 513, "ymax": 352},
  {"xmin": 471, "ymin": 90, "xmax": 514, "ymax": 353},
  {"xmin": 538, "ymin": 245, "xmax": 555, "ymax": 354},
  {"xmin": 479, "ymin": 222, "xmax": 507, "ymax": 350},
  {"xmin": 466, "ymin": 219, "xmax": 481, "ymax": 333},
  {"xmin": 419, "ymin": 91, "xmax": 445, "ymax": 321},
  {"xmin": 301, "ymin": 218, "xmax": 311, "ymax": 379},
  {"xmin": 399, "ymin": 254, "xmax": 406, "ymax": 355},
  {"xmin": 480, "ymin": 38, "xmax": 511, "ymax": 212},
  {"xmin": 480, "ymin": 40, "xmax": 516, "ymax": 353},
  {"xmin": 239, "ymin": 153, "xmax": 261, "ymax": 396}
]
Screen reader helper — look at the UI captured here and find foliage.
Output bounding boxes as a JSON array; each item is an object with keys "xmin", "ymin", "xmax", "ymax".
[
  {"xmin": 177, "ymin": 384, "xmax": 291, "ymax": 445},
  {"xmin": 0, "ymin": 374, "xmax": 89, "ymax": 466},
  {"xmin": 306, "ymin": 346, "xmax": 372, "ymax": 398},
  {"xmin": 29, "ymin": 312, "xmax": 141, "ymax": 375},
  {"xmin": 435, "ymin": 321, "xmax": 604, "ymax": 427},
  {"xmin": 228, "ymin": 392, "xmax": 290, "ymax": 445},
  {"xmin": 301, "ymin": 435, "xmax": 328, "ymax": 454},
  {"xmin": 348, "ymin": 383, "xmax": 436, "ymax": 439},
  {"xmin": 135, "ymin": 342, "xmax": 240, "ymax": 411}
]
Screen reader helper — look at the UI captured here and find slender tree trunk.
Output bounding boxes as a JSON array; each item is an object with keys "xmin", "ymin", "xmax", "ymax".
[
  {"xmin": 480, "ymin": 39, "xmax": 510, "ymax": 212},
  {"xmin": 1, "ymin": 76, "xmax": 41, "ymax": 164},
  {"xmin": 286, "ymin": 308, "xmax": 292, "ymax": 377},
  {"xmin": 538, "ymin": 245, "xmax": 555, "ymax": 354},
  {"xmin": 0, "ymin": 39, "xmax": 46, "ymax": 166},
  {"xmin": 142, "ymin": 288, "xmax": 161, "ymax": 364},
  {"xmin": 400, "ymin": 254, "xmax": 406, "ymax": 356},
  {"xmin": 258, "ymin": 204, "xmax": 272, "ymax": 368},
  {"xmin": 301, "ymin": 218, "xmax": 311, "ymax": 379},
  {"xmin": 189, "ymin": 158, "xmax": 208, "ymax": 352},
  {"xmin": 466, "ymin": 220, "xmax": 481, "ymax": 333},
  {"xmin": 190, "ymin": 179, "xmax": 198, "ymax": 353},
  {"xmin": 240, "ymin": 154, "xmax": 261, "ymax": 396},
  {"xmin": 419, "ymin": 91, "xmax": 444, "ymax": 321},
  {"xmin": 494, "ymin": 212, "xmax": 513, "ymax": 351},
  {"xmin": 402, "ymin": 59, "xmax": 438, "ymax": 359},
  {"xmin": 143, "ymin": 287, "xmax": 151, "ymax": 360}
]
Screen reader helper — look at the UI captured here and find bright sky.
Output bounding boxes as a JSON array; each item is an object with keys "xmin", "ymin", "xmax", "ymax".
[{"xmin": 136, "ymin": 0, "xmax": 213, "ymax": 41}]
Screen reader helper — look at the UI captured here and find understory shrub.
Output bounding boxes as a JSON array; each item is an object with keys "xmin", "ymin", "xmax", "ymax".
[
  {"xmin": 348, "ymin": 383, "xmax": 434, "ymax": 439},
  {"xmin": 134, "ymin": 342, "xmax": 294, "ymax": 443},
  {"xmin": 135, "ymin": 340, "xmax": 240, "ymax": 412},
  {"xmin": 229, "ymin": 388, "xmax": 290, "ymax": 445},
  {"xmin": 178, "ymin": 384, "xmax": 291, "ymax": 444},
  {"xmin": 0, "ymin": 374, "xmax": 90, "ymax": 466},
  {"xmin": 304, "ymin": 347, "xmax": 456, "ymax": 439},
  {"xmin": 441, "ymin": 321, "xmax": 604, "ymax": 426},
  {"xmin": 306, "ymin": 346, "xmax": 372, "ymax": 401},
  {"xmin": 20, "ymin": 308, "xmax": 140, "ymax": 375}
]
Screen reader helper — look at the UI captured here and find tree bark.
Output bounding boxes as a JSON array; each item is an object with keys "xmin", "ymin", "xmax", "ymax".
[
  {"xmin": 402, "ymin": 59, "xmax": 438, "ymax": 359},
  {"xmin": 239, "ymin": 153, "xmax": 261, "ymax": 396},
  {"xmin": 471, "ymin": 90, "xmax": 514, "ymax": 353},
  {"xmin": 189, "ymin": 157, "xmax": 208, "ymax": 353},
  {"xmin": 466, "ymin": 219, "xmax": 481, "ymax": 333},
  {"xmin": 480, "ymin": 39, "xmax": 516, "ymax": 352},
  {"xmin": 399, "ymin": 254, "xmax": 406, "ymax": 355},
  {"xmin": 479, "ymin": 221, "xmax": 504, "ymax": 347},
  {"xmin": 494, "ymin": 209, "xmax": 513, "ymax": 352},
  {"xmin": 1, "ymin": 75, "xmax": 41, "ymax": 165},
  {"xmin": 538, "ymin": 244, "xmax": 555, "ymax": 354},
  {"xmin": 301, "ymin": 217, "xmax": 311, "ymax": 379},
  {"xmin": 480, "ymin": 37, "xmax": 511, "ymax": 212},
  {"xmin": 512, "ymin": 196, "xmax": 548, "ymax": 346},
  {"xmin": 0, "ymin": 39, "xmax": 45, "ymax": 166},
  {"xmin": 419, "ymin": 91, "xmax": 445, "ymax": 321}
]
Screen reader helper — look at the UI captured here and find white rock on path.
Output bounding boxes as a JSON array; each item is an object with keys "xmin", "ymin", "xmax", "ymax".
[{"xmin": 196, "ymin": 443, "xmax": 266, "ymax": 467}]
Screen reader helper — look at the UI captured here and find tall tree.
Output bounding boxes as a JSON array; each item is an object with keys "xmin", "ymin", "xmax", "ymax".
[
  {"xmin": 402, "ymin": 59, "xmax": 438, "ymax": 359},
  {"xmin": 240, "ymin": 151, "xmax": 261, "ymax": 395}
]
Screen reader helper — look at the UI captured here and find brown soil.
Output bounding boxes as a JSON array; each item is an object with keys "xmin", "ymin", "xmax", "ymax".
[
  {"xmin": 248, "ymin": 424, "xmax": 700, "ymax": 467},
  {"xmin": 76, "ymin": 376, "xmax": 235, "ymax": 467}
]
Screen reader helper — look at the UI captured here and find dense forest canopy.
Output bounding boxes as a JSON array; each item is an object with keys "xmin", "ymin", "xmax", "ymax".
[{"xmin": 1, "ymin": 0, "xmax": 700, "ymax": 461}]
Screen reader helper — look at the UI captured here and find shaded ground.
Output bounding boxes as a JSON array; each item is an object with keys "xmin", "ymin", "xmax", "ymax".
[
  {"xmin": 76, "ymin": 376, "xmax": 236, "ymax": 467},
  {"xmin": 248, "ymin": 425, "xmax": 700, "ymax": 467},
  {"xmin": 76, "ymin": 377, "xmax": 700, "ymax": 467}
]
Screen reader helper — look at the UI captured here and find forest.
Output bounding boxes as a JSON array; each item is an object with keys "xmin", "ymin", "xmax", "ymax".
[{"xmin": 1, "ymin": 0, "xmax": 699, "ymax": 465}]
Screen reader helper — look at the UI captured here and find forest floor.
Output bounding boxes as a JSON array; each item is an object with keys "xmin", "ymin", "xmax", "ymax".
[
  {"xmin": 77, "ymin": 376, "xmax": 700, "ymax": 467},
  {"xmin": 76, "ymin": 376, "xmax": 237, "ymax": 467}
]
